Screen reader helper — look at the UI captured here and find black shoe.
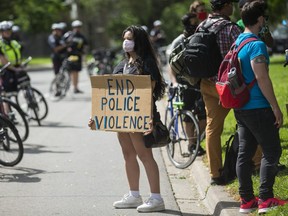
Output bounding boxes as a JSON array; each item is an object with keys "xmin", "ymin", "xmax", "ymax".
[
  {"xmin": 278, "ymin": 163, "xmax": 286, "ymax": 171},
  {"xmin": 210, "ymin": 176, "xmax": 225, "ymax": 186},
  {"xmin": 55, "ymin": 91, "xmax": 61, "ymax": 97},
  {"xmin": 74, "ymin": 89, "xmax": 83, "ymax": 94},
  {"xmin": 189, "ymin": 145, "xmax": 206, "ymax": 156}
]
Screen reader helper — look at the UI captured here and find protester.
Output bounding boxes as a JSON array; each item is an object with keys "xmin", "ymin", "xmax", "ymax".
[
  {"xmin": 168, "ymin": 12, "xmax": 206, "ymax": 156},
  {"xmin": 88, "ymin": 25, "xmax": 166, "ymax": 212},
  {"xmin": 237, "ymin": 0, "xmax": 273, "ymax": 48},
  {"xmin": 63, "ymin": 20, "xmax": 88, "ymax": 94},
  {"xmin": 234, "ymin": 1, "xmax": 288, "ymax": 214},
  {"xmin": 199, "ymin": 0, "xmax": 241, "ymax": 185},
  {"xmin": 189, "ymin": 0, "xmax": 208, "ymax": 22},
  {"xmin": 236, "ymin": 0, "xmax": 286, "ymax": 174}
]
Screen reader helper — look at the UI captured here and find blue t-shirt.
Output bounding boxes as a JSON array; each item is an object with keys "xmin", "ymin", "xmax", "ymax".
[{"xmin": 236, "ymin": 33, "xmax": 270, "ymax": 110}]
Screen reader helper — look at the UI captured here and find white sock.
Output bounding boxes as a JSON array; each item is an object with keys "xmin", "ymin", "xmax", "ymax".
[
  {"xmin": 150, "ymin": 193, "xmax": 162, "ymax": 201},
  {"xmin": 129, "ymin": 190, "xmax": 140, "ymax": 198}
]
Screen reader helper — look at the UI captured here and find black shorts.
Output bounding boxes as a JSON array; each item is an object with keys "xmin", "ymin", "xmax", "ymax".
[
  {"xmin": 67, "ymin": 55, "xmax": 82, "ymax": 72},
  {"xmin": 1, "ymin": 69, "xmax": 18, "ymax": 92}
]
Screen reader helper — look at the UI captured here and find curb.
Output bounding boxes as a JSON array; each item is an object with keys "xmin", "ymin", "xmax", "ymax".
[{"xmin": 190, "ymin": 158, "xmax": 240, "ymax": 216}]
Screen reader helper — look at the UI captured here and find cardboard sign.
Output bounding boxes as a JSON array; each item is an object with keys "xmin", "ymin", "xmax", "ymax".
[{"xmin": 90, "ymin": 74, "xmax": 152, "ymax": 132}]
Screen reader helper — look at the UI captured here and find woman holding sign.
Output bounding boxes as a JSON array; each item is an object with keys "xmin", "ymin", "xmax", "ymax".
[{"xmin": 89, "ymin": 25, "xmax": 166, "ymax": 212}]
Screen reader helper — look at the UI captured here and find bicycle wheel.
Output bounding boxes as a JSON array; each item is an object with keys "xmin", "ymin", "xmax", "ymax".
[
  {"xmin": 1, "ymin": 97, "xmax": 29, "ymax": 142},
  {"xmin": 0, "ymin": 114, "xmax": 24, "ymax": 166},
  {"xmin": 49, "ymin": 71, "xmax": 70, "ymax": 99},
  {"xmin": 166, "ymin": 110, "xmax": 200, "ymax": 169},
  {"xmin": 16, "ymin": 87, "xmax": 48, "ymax": 125}
]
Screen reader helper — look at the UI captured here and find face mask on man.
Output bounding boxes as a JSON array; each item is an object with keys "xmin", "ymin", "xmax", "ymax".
[
  {"xmin": 122, "ymin": 39, "xmax": 135, "ymax": 52},
  {"xmin": 185, "ymin": 25, "xmax": 198, "ymax": 35}
]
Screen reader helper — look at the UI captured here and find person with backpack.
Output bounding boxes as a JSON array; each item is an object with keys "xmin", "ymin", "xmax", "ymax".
[
  {"xmin": 168, "ymin": 12, "xmax": 206, "ymax": 156},
  {"xmin": 234, "ymin": 1, "xmax": 287, "ymax": 214},
  {"xmin": 236, "ymin": 0, "xmax": 285, "ymax": 175},
  {"xmin": 199, "ymin": 0, "xmax": 241, "ymax": 185}
]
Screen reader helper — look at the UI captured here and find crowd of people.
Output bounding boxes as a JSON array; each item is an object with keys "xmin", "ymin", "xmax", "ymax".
[{"xmin": 1, "ymin": 0, "xmax": 287, "ymax": 214}]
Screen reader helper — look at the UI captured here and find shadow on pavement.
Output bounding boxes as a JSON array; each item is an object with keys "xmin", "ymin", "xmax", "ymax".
[
  {"xmin": 0, "ymin": 167, "xmax": 44, "ymax": 183},
  {"xmin": 29, "ymin": 121, "xmax": 82, "ymax": 128},
  {"xmin": 23, "ymin": 143, "xmax": 72, "ymax": 155},
  {"xmin": 212, "ymin": 201, "xmax": 239, "ymax": 216}
]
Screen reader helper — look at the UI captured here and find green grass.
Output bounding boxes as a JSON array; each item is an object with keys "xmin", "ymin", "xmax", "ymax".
[{"xmin": 220, "ymin": 54, "xmax": 288, "ymax": 215}]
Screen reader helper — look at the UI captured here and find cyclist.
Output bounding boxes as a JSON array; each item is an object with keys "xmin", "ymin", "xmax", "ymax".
[
  {"xmin": 63, "ymin": 20, "xmax": 88, "ymax": 94},
  {"xmin": 48, "ymin": 23, "xmax": 67, "ymax": 77},
  {"xmin": 0, "ymin": 21, "xmax": 22, "ymax": 94},
  {"xmin": 168, "ymin": 13, "xmax": 206, "ymax": 156}
]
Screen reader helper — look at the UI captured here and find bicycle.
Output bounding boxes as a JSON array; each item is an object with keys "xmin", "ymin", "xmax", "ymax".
[
  {"xmin": 14, "ymin": 57, "xmax": 49, "ymax": 126},
  {"xmin": 0, "ymin": 63, "xmax": 24, "ymax": 166},
  {"xmin": 0, "ymin": 62, "xmax": 29, "ymax": 142},
  {"xmin": 87, "ymin": 48, "xmax": 116, "ymax": 76},
  {"xmin": 165, "ymin": 83, "xmax": 206, "ymax": 169},
  {"xmin": 49, "ymin": 57, "xmax": 71, "ymax": 100}
]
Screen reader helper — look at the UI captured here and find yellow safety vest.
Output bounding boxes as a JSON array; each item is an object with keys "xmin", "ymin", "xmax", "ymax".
[{"xmin": 0, "ymin": 39, "xmax": 22, "ymax": 66}]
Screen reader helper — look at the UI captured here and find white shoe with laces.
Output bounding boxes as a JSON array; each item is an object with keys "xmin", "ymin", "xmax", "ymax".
[
  {"xmin": 113, "ymin": 193, "xmax": 143, "ymax": 209},
  {"xmin": 136, "ymin": 197, "xmax": 165, "ymax": 212}
]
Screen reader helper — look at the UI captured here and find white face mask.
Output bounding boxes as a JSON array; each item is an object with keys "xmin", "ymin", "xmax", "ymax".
[{"xmin": 122, "ymin": 39, "xmax": 135, "ymax": 52}]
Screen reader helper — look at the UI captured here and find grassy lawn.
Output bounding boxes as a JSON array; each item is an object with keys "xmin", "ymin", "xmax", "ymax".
[{"xmin": 219, "ymin": 54, "xmax": 288, "ymax": 215}]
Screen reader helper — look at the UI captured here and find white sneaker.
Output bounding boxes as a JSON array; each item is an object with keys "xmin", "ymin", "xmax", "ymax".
[
  {"xmin": 137, "ymin": 197, "xmax": 165, "ymax": 212},
  {"xmin": 113, "ymin": 193, "xmax": 143, "ymax": 209}
]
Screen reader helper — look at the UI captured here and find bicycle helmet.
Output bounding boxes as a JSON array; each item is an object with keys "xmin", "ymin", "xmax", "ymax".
[
  {"xmin": 0, "ymin": 21, "xmax": 13, "ymax": 31},
  {"xmin": 51, "ymin": 23, "xmax": 62, "ymax": 30},
  {"xmin": 153, "ymin": 20, "xmax": 162, "ymax": 27},
  {"xmin": 71, "ymin": 20, "xmax": 82, "ymax": 27},
  {"xmin": 12, "ymin": 25, "xmax": 20, "ymax": 32}
]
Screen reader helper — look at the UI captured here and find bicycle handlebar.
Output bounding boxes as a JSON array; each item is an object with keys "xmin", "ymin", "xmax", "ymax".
[
  {"xmin": 21, "ymin": 56, "xmax": 32, "ymax": 67},
  {"xmin": 0, "ymin": 62, "xmax": 11, "ymax": 73}
]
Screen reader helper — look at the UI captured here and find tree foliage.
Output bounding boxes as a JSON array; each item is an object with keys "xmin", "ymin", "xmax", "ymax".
[
  {"xmin": 0, "ymin": 0, "xmax": 287, "ymax": 48},
  {"xmin": 1, "ymin": 0, "xmax": 69, "ymax": 33}
]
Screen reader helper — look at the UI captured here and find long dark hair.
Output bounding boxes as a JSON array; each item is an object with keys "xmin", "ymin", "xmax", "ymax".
[{"xmin": 122, "ymin": 25, "xmax": 165, "ymax": 100}]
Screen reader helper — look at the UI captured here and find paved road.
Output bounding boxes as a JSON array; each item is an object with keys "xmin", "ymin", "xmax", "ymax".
[{"xmin": 0, "ymin": 68, "xmax": 213, "ymax": 216}]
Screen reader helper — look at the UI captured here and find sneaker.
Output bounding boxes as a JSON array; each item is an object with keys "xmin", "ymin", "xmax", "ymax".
[
  {"xmin": 113, "ymin": 193, "xmax": 142, "ymax": 209},
  {"xmin": 258, "ymin": 197, "xmax": 288, "ymax": 214},
  {"xmin": 137, "ymin": 197, "xmax": 165, "ymax": 212},
  {"xmin": 239, "ymin": 197, "xmax": 258, "ymax": 214},
  {"xmin": 74, "ymin": 89, "xmax": 83, "ymax": 94},
  {"xmin": 189, "ymin": 144, "xmax": 206, "ymax": 156}
]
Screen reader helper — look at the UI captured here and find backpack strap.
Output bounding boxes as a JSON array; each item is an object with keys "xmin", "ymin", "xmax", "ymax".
[
  {"xmin": 236, "ymin": 37, "xmax": 258, "ymax": 89},
  {"xmin": 197, "ymin": 18, "xmax": 234, "ymax": 34}
]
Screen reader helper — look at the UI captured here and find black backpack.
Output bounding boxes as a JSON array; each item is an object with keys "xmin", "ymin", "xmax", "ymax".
[
  {"xmin": 183, "ymin": 18, "xmax": 232, "ymax": 78},
  {"xmin": 219, "ymin": 127, "xmax": 239, "ymax": 184}
]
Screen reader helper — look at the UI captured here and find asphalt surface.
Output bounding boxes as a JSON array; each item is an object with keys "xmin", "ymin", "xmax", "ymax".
[{"xmin": 0, "ymin": 65, "xmax": 242, "ymax": 216}]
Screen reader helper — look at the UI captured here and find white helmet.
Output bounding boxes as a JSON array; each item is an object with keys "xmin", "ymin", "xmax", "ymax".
[
  {"xmin": 58, "ymin": 22, "xmax": 67, "ymax": 30},
  {"xmin": 71, "ymin": 20, "xmax": 83, "ymax": 27},
  {"xmin": 12, "ymin": 25, "xmax": 20, "ymax": 32},
  {"xmin": 0, "ymin": 21, "xmax": 13, "ymax": 31},
  {"xmin": 153, "ymin": 20, "xmax": 162, "ymax": 27},
  {"xmin": 51, "ymin": 23, "xmax": 61, "ymax": 30}
]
